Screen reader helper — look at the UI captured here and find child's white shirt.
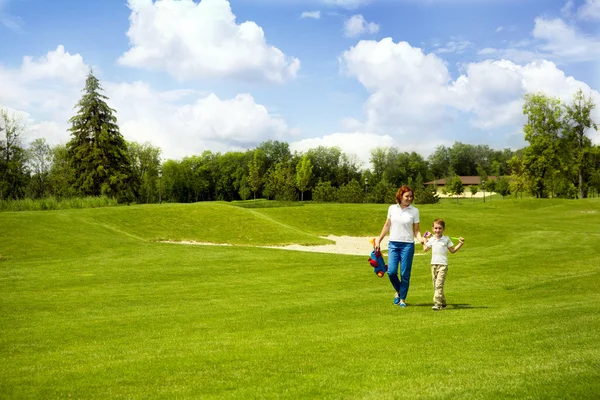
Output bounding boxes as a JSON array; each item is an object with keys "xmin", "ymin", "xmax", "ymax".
[{"xmin": 426, "ymin": 235, "xmax": 454, "ymax": 265}]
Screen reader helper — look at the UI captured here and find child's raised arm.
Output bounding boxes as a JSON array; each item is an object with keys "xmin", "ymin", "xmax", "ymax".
[
  {"xmin": 422, "ymin": 232, "xmax": 431, "ymax": 252},
  {"xmin": 448, "ymin": 237, "xmax": 465, "ymax": 254}
]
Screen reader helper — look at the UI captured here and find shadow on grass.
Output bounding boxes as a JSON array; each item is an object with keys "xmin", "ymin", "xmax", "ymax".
[{"xmin": 408, "ymin": 303, "xmax": 489, "ymax": 310}]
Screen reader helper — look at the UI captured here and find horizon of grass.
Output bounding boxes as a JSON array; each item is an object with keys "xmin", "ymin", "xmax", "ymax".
[
  {"xmin": 1, "ymin": 198, "xmax": 599, "ymax": 398},
  {"xmin": 0, "ymin": 196, "xmax": 119, "ymax": 212}
]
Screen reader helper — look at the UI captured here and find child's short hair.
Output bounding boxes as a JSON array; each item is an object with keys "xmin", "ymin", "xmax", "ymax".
[{"xmin": 433, "ymin": 218, "xmax": 445, "ymax": 229}]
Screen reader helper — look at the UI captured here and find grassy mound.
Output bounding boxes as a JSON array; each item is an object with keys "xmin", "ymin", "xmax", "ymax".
[{"xmin": 1, "ymin": 198, "xmax": 599, "ymax": 398}]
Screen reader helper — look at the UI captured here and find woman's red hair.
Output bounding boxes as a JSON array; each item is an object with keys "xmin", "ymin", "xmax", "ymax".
[{"xmin": 395, "ymin": 185, "xmax": 414, "ymax": 204}]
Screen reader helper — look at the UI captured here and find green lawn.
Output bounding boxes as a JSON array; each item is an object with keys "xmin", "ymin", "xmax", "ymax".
[{"xmin": 1, "ymin": 198, "xmax": 599, "ymax": 399}]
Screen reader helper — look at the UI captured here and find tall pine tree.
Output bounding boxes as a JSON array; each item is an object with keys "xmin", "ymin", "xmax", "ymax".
[{"xmin": 67, "ymin": 70, "xmax": 133, "ymax": 201}]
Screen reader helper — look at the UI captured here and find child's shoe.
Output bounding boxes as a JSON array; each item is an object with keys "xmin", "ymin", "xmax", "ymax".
[
  {"xmin": 432, "ymin": 304, "xmax": 442, "ymax": 311},
  {"xmin": 393, "ymin": 295, "xmax": 401, "ymax": 306}
]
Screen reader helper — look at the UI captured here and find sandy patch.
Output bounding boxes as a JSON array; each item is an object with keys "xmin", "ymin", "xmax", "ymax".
[
  {"xmin": 261, "ymin": 235, "xmax": 387, "ymax": 256},
  {"xmin": 165, "ymin": 235, "xmax": 425, "ymax": 256}
]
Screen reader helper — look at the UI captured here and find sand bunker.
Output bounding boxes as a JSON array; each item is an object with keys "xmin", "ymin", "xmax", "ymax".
[{"xmin": 166, "ymin": 235, "xmax": 425, "ymax": 256}]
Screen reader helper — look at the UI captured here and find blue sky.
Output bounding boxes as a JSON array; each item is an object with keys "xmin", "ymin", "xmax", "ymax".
[{"xmin": 1, "ymin": 0, "xmax": 599, "ymax": 166}]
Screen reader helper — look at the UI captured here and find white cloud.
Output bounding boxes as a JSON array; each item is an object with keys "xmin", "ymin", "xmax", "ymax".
[
  {"xmin": 532, "ymin": 17, "xmax": 600, "ymax": 62},
  {"xmin": 301, "ymin": 11, "xmax": 321, "ymax": 19},
  {"xmin": 118, "ymin": 0, "xmax": 300, "ymax": 83},
  {"xmin": 451, "ymin": 59, "xmax": 600, "ymax": 132},
  {"xmin": 479, "ymin": 16, "xmax": 600, "ymax": 64},
  {"xmin": 578, "ymin": 0, "xmax": 600, "ymax": 20},
  {"xmin": 107, "ymin": 82, "xmax": 297, "ymax": 160},
  {"xmin": 340, "ymin": 37, "xmax": 600, "ymax": 155},
  {"xmin": 478, "ymin": 47, "xmax": 498, "ymax": 55},
  {"xmin": 290, "ymin": 132, "xmax": 396, "ymax": 168},
  {"xmin": 322, "ymin": 0, "xmax": 370, "ymax": 9},
  {"xmin": 0, "ymin": 45, "xmax": 88, "ymax": 136},
  {"xmin": 20, "ymin": 45, "xmax": 88, "ymax": 85},
  {"xmin": 1, "ymin": 46, "xmax": 297, "ymax": 160},
  {"xmin": 0, "ymin": 0, "xmax": 23, "ymax": 32},
  {"xmin": 341, "ymin": 38, "xmax": 452, "ymax": 138},
  {"xmin": 561, "ymin": 0, "xmax": 575, "ymax": 17},
  {"xmin": 1, "ymin": 14, "xmax": 22, "ymax": 32},
  {"xmin": 434, "ymin": 39, "xmax": 473, "ymax": 54},
  {"xmin": 343, "ymin": 14, "xmax": 379, "ymax": 37}
]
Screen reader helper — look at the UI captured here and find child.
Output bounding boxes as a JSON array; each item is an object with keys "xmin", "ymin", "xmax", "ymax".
[{"xmin": 422, "ymin": 218, "xmax": 465, "ymax": 311}]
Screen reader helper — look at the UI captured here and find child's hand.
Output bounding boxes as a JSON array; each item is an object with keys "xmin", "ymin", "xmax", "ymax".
[{"xmin": 458, "ymin": 237, "xmax": 465, "ymax": 244}]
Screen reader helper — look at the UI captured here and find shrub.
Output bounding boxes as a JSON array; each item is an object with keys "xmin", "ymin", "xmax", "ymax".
[
  {"xmin": 336, "ymin": 179, "xmax": 364, "ymax": 203},
  {"xmin": 312, "ymin": 181, "xmax": 336, "ymax": 202},
  {"xmin": 414, "ymin": 186, "xmax": 440, "ymax": 204}
]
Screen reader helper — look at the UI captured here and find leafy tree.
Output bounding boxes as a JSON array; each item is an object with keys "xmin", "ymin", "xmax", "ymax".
[
  {"xmin": 336, "ymin": 152, "xmax": 362, "ymax": 188},
  {"xmin": 27, "ymin": 138, "xmax": 53, "ymax": 199},
  {"xmin": 248, "ymin": 151, "xmax": 263, "ymax": 200},
  {"xmin": 562, "ymin": 89, "xmax": 598, "ymax": 198},
  {"xmin": 264, "ymin": 161, "xmax": 296, "ymax": 201},
  {"xmin": 449, "ymin": 142, "xmax": 478, "ymax": 176},
  {"xmin": 189, "ymin": 154, "xmax": 214, "ymax": 202},
  {"xmin": 312, "ymin": 180, "xmax": 336, "ymax": 202},
  {"xmin": 486, "ymin": 179, "xmax": 497, "ymax": 199},
  {"xmin": 448, "ymin": 175, "xmax": 464, "ymax": 203},
  {"xmin": 0, "ymin": 109, "xmax": 28, "ymax": 200},
  {"xmin": 477, "ymin": 165, "xmax": 489, "ymax": 186},
  {"xmin": 522, "ymin": 93, "xmax": 563, "ymax": 198},
  {"xmin": 214, "ymin": 151, "xmax": 246, "ymax": 201},
  {"xmin": 128, "ymin": 141, "xmax": 161, "ymax": 203},
  {"xmin": 414, "ymin": 184, "xmax": 440, "ymax": 204},
  {"xmin": 469, "ymin": 185, "xmax": 478, "ymax": 199},
  {"xmin": 295, "ymin": 155, "xmax": 313, "ymax": 201},
  {"xmin": 256, "ymin": 140, "xmax": 290, "ymax": 172},
  {"xmin": 238, "ymin": 175, "xmax": 251, "ymax": 200},
  {"xmin": 47, "ymin": 144, "xmax": 76, "ymax": 198},
  {"xmin": 370, "ymin": 147, "xmax": 388, "ymax": 182},
  {"xmin": 160, "ymin": 159, "xmax": 183, "ymax": 203},
  {"xmin": 588, "ymin": 145, "xmax": 600, "ymax": 197},
  {"xmin": 495, "ymin": 176, "xmax": 511, "ymax": 198},
  {"xmin": 427, "ymin": 145, "xmax": 450, "ymax": 179},
  {"xmin": 369, "ymin": 147, "xmax": 430, "ymax": 189},
  {"xmin": 490, "ymin": 160, "xmax": 502, "ymax": 177},
  {"xmin": 368, "ymin": 178, "xmax": 396, "ymax": 204},
  {"xmin": 507, "ymin": 155, "xmax": 526, "ymax": 199},
  {"xmin": 307, "ymin": 146, "xmax": 343, "ymax": 187},
  {"xmin": 66, "ymin": 70, "xmax": 133, "ymax": 201},
  {"xmin": 336, "ymin": 179, "xmax": 364, "ymax": 203}
]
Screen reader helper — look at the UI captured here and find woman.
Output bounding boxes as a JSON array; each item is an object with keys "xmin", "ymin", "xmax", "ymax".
[{"xmin": 375, "ymin": 185, "xmax": 423, "ymax": 307}]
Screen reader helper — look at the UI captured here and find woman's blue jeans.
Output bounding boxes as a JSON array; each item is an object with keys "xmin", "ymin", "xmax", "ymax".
[{"xmin": 387, "ymin": 241, "xmax": 415, "ymax": 300}]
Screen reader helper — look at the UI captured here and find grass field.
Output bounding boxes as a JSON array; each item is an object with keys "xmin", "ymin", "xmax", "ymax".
[{"xmin": 1, "ymin": 198, "xmax": 599, "ymax": 399}]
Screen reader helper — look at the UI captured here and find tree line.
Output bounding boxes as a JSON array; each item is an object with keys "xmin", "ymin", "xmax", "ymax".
[{"xmin": 1, "ymin": 70, "xmax": 598, "ymax": 206}]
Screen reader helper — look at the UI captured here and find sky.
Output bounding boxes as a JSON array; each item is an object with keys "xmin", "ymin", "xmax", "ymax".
[{"xmin": 1, "ymin": 0, "xmax": 600, "ymax": 167}]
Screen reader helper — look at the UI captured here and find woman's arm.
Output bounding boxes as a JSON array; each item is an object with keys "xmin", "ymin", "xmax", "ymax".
[
  {"xmin": 413, "ymin": 222, "xmax": 423, "ymax": 244},
  {"xmin": 375, "ymin": 219, "xmax": 391, "ymax": 251}
]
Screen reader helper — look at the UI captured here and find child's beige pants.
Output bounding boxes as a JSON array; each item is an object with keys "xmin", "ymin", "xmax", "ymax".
[{"xmin": 431, "ymin": 264, "xmax": 448, "ymax": 306}]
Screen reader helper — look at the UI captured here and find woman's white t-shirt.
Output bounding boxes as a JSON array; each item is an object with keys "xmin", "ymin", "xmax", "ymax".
[{"xmin": 387, "ymin": 204, "xmax": 420, "ymax": 243}]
